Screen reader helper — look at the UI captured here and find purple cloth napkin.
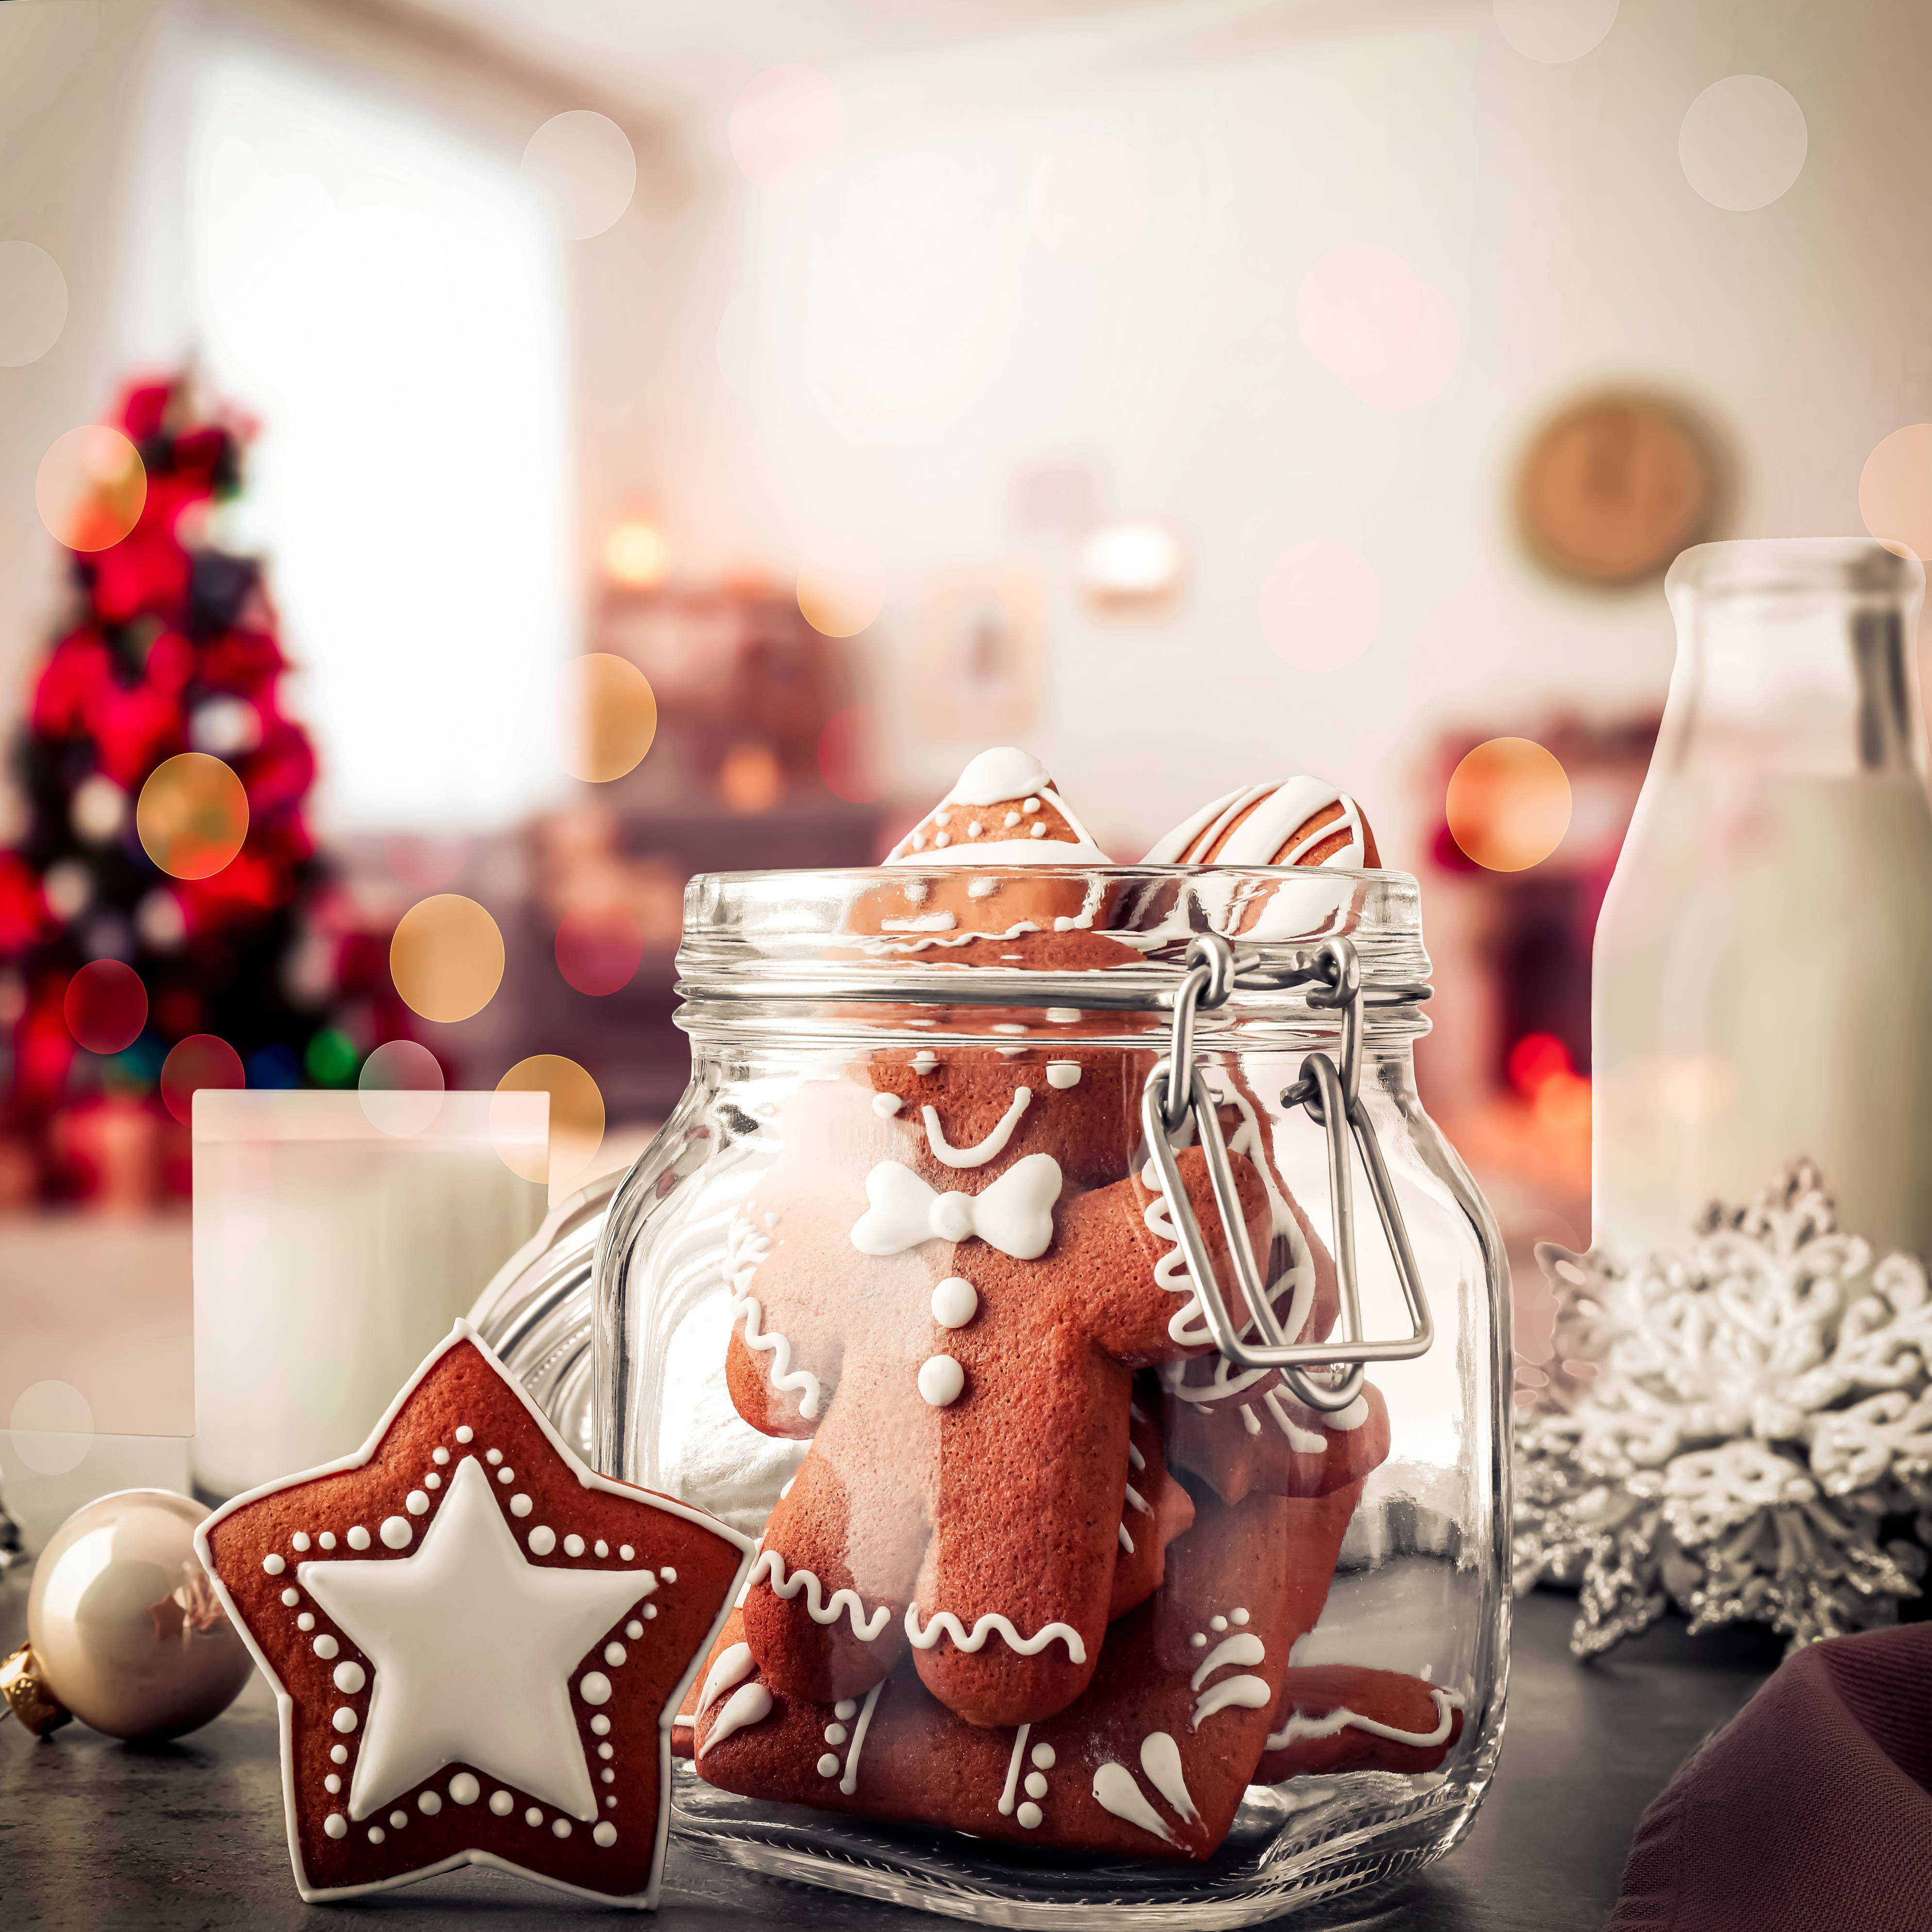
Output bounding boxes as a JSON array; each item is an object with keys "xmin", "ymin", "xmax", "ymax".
[{"xmin": 1611, "ymin": 1622, "xmax": 1932, "ymax": 1931}]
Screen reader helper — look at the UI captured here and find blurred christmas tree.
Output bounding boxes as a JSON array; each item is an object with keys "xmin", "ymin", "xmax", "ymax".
[{"xmin": 0, "ymin": 375, "xmax": 408, "ymax": 1204}]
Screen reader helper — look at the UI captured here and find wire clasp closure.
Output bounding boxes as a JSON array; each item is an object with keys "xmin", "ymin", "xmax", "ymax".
[{"xmin": 1139, "ymin": 933, "xmax": 1435, "ymax": 1412}]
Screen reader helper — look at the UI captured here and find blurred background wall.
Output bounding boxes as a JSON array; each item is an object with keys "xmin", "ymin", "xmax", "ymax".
[{"xmin": 3, "ymin": 0, "xmax": 1930, "ymax": 1480}]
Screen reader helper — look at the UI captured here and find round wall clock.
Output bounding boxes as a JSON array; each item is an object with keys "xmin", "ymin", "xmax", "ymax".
[{"xmin": 1515, "ymin": 391, "xmax": 1722, "ymax": 588}]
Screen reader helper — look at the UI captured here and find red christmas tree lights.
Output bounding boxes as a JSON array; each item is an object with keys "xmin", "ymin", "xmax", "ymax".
[{"xmin": 0, "ymin": 375, "xmax": 410, "ymax": 1203}]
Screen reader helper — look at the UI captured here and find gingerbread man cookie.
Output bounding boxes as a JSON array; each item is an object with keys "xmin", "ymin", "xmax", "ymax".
[{"xmin": 724, "ymin": 1052, "xmax": 1271, "ymax": 1727}]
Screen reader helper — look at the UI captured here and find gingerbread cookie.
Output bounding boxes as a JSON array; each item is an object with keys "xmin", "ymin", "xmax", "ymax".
[
  {"xmin": 196, "ymin": 1322, "xmax": 751, "ymax": 1906},
  {"xmin": 691, "ymin": 1471, "xmax": 1371, "ymax": 1858},
  {"xmin": 1143, "ymin": 778, "xmax": 1379, "ymax": 868},
  {"xmin": 850, "ymin": 748, "xmax": 1114, "ymax": 940},
  {"xmin": 722, "ymin": 1051, "xmax": 1272, "ymax": 1728},
  {"xmin": 1256, "ymin": 1663, "xmax": 1465, "ymax": 1781}
]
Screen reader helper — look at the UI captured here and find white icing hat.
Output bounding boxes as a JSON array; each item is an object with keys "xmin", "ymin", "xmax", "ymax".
[{"xmin": 885, "ymin": 749, "xmax": 1112, "ymax": 867}]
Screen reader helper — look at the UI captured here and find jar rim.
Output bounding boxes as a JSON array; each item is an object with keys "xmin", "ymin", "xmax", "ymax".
[{"xmin": 674, "ymin": 864, "xmax": 1431, "ymax": 1022}]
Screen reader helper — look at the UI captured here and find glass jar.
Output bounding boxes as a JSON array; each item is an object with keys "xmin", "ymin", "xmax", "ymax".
[
  {"xmin": 597, "ymin": 862, "xmax": 1509, "ymax": 1927},
  {"xmin": 1594, "ymin": 539, "xmax": 1932, "ymax": 1261}
]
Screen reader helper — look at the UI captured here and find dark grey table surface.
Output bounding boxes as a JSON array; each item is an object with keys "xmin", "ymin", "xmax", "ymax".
[{"xmin": 0, "ymin": 1583, "xmax": 1782, "ymax": 1932}]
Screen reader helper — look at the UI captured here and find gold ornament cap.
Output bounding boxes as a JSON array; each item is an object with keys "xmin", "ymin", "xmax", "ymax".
[{"xmin": 1, "ymin": 1641, "xmax": 73, "ymax": 1738}]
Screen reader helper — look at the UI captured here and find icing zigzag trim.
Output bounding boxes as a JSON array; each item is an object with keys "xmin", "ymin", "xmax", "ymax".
[
  {"xmin": 747, "ymin": 1549, "xmax": 892, "ymax": 1641},
  {"xmin": 904, "ymin": 1603, "xmax": 1087, "ymax": 1664},
  {"xmin": 726, "ymin": 1216, "xmax": 823, "ymax": 1420}
]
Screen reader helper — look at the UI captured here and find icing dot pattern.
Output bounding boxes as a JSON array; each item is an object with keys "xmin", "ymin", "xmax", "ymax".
[{"xmin": 261, "ymin": 1396, "xmax": 678, "ymax": 1865}]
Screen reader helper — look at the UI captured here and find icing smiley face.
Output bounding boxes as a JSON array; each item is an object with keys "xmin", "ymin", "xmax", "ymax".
[{"xmin": 195, "ymin": 1324, "xmax": 751, "ymax": 1907}]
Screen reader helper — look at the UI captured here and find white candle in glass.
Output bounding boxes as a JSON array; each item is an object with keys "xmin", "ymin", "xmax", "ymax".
[{"xmin": 191, "ymin": 1088, "xmax": 549, "ymax": 1498}]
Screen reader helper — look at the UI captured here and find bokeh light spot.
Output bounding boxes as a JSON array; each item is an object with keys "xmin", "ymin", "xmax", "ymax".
[
  {"xmin": 1028, "ymin": 132, "xmax": 1150, "ymax": 267},
  {"xmin": 521, "ymin": 111, "xmax": 637, "ymax": 239},
  {"xmin": 136, "ymin": 753, "xmax": 249, "ymax": 880},
  {"xmin": 730, "ymin": 66, "xmax": 847, "ymax": 191},
  {"xmin": 797, "ymin": 541, "xmax": 886, "ymax": 638},
  {"xmin": 604, "ymin": 517, "xmax": 670, "ymax": 588},
  {"xmin": 1492, "ymin": 0, "xmax": 1618, "ymax": 63},
  {"xmin": 358, "ymin": 1039, "xmax": 446, "ymax": 1137},
  {"xmin": 494, "ymin": 1054, "xmax": 605, "ymax": 1194},
  {"xmin": 36, "ymin": 425, "xmax": 146, "ymax": 552},
  {"xmin": 555, "ymin": 909, "xmax": 645, "ymax": 996},
  {"xmin": 248, "ymin": 1042, "xmax": 301, "ymax": 1089},
  {"xmin": 305, "ymin": 1028, "xmax": 358, "ymax": 1086},
  {"xmin": 818, "ymin": 705, "xmax": 883, "ymax": 804},
  {"xmin": 1258, "ymin": 539, "xmax": 1384, "ymax": 672},
  {"xmin": 565, "ymin": 654, "xmax": 658, "ymax": 783},
  {"xmin": 1858, "ymin": 424, "xmax": 1932, "ymax": 561},
  {"xmin": 160, "ymin": 1033, "xmax": 245, "ymax": 1126},
  {"xmin": 389, "ymin": 895, "xmax": 505, "ymax": 1024},
  {"xmin": 9, "ymin": 1379, "xmax": 93, "ymax": 1475},
  {"xmin": 1679, "ymin": 76, "xmax": 1807, "ymax": 212},
  {"xmin": 1445, "ymin": 739, "xmax": 1573, "ymax": 872},
  {"xmin": 1299, "ymin": 244, "xmax": 1460, "ymax": 411},
  {"xmin": 0, "ymin": 240, "xmax": 70, "ymax": 367},
  {"xmin": 64, "ymin": 960, "xmax": 147, "ymax": 1055},
  {"xmin": 719, "ymin": 742, "xmax": 782, "ymax": 815}
]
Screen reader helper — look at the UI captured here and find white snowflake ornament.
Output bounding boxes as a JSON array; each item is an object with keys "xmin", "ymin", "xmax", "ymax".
[{"xmin": 1515, "ymin": 1160, "xmax": 1932, "ymax": 1657}]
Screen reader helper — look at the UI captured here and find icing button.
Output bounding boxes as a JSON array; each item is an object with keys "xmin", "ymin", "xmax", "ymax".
[
  {"xmin": 930, "ymin": 1278, "xmax": 978, "ymax": 1328},
  {"xmin": 594, "ymin": 1822, "xmax": 618, "ymax": 1847},
  {"xmin": 917, "ymin": 1355, "xmax": 966, "ymax": 1407},
  {"xmin": 1017, "ymin": 1800, "xmax": 1043, "ymax": 1829}
]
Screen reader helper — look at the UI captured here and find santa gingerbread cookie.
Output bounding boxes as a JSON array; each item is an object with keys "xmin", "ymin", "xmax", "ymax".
[{"xmin": 196, "ymin": 1322, "xmax": 751, "ymax": 1907}]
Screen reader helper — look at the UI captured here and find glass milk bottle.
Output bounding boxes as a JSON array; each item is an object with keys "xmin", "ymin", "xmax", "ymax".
[{"xmin": 1593, "ymin": 538, "xmax": 1932, "ymax": 1262}]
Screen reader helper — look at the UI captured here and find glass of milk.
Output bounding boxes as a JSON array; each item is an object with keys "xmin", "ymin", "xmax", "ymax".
[
  {"xmin": 191, "ymin": 1088, "xmax": 549, "ymax": 1497},
  {"xmin": 1593, "ymin": 538, "xmax": 1932, "ymax": 1262}
]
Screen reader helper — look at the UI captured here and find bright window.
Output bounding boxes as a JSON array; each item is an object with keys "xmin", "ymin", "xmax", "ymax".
[{"xmin": 186, "ymin": 44, "xmax": 573, "ymax": 832}]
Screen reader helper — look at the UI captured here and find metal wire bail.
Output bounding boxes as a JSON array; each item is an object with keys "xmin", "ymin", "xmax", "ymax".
[{"xmin": 1139, "ymin": 933, "xmax": 1435, "ymax": 1411}]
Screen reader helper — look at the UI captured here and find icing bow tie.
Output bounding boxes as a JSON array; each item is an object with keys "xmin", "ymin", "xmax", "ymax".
[{"xmin": 849, "ymin": 1153, "xmax": 1062, "ymax": 1261}]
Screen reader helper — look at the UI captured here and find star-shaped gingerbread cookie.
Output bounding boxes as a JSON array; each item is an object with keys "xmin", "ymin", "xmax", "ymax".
[{"xmin": 196, "ymin": 1320, "xmax": 751, "ymax": 1907}]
